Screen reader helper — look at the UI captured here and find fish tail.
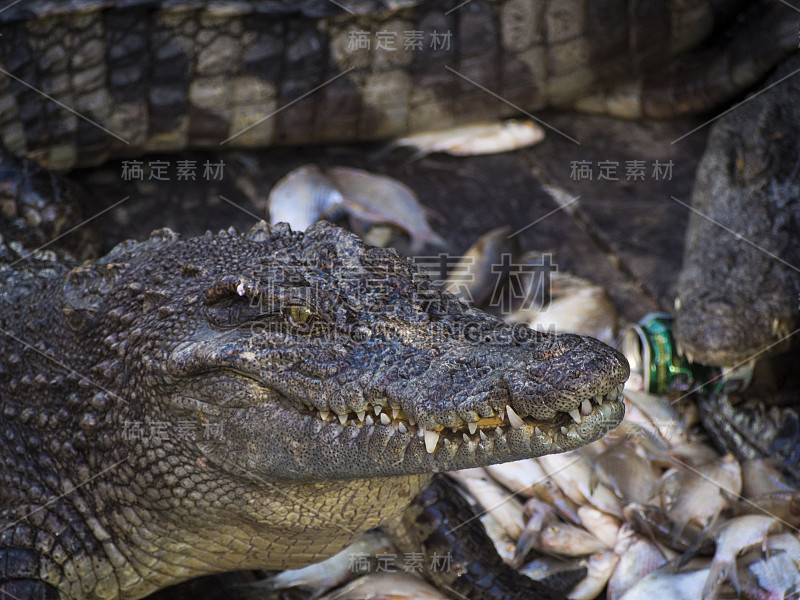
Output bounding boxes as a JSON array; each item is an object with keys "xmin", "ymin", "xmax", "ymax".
[{"xmin": 701, "ymin": 560, "xmax": 732, "ymax": 600}]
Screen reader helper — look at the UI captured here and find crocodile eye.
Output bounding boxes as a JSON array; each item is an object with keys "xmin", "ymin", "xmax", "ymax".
[{"xmin": 286, "ymin": 305, "xmax": 314, "ymax": 327}]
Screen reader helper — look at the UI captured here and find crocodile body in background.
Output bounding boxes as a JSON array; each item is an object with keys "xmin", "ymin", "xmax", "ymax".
[
  {"xmin": 0, "ymin": 0, "xmax": 795, "ymax": 171},
  {"xmin": 674, "ymin": 53, "xmax": 800, "ymax": 482},
  {"xmin": 1, "ymin": 0, "xmax": 800, "ymax": 598},
  {"xmin": 0, "ymin": 213, "xmax": 628, "ymax": 599}
]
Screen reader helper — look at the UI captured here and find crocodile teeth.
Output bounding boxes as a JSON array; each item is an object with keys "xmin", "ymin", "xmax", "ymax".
[
  {"xmin": 338, "ymin": 413, "xmax": 348, "ymax": 425},
  {"xmin": 423, "ymin": 430, "xmax": 439, "ymax": 454},
  {"xmin": 320, "ymin": 410, "xmax": 331, "ymax": 421},
  {"xmin": 374, "ymin": 405, "xmax": 382, "ymax": 416},
  {"xmin": 380, "ymin": 413, "xmax": 391, "ymax": 426},
  {"xmin": 408, "ymin": 417, "xmax": 416, "ymax": 426},
  {"xmin": 561, "ymin": 426, "xmax": 569, "ymax": 434},
  {"xmin": 356, "ymin": 410, "xmax": 366, "ymax": 422},
  {"xmin": 505, "ymin": 405, "xmax": 524, "ymax": 429},
  {"xmin": 365, "ymin": 414, "xmax": 374, "ymax": 426},
  {"xmin": 534, "ymin": 426, "xmax": 542, "ymax": 436},
  {"xmin": 580, "ymin": 399, "xmax": 592, "ymax": 416},
  {"xmin": 468, "ymin": 422, "xmax": 477, "ymax": 435},
  {"xmin": 463, "ymin": 433, "xmax": 470, "ymax": 443},
  {"xmin": 392, "ymin": 407, "xmax": 400, "ymax": 419},
  {"xmin": 569, "ymin": 409, "xmax": 581, "ymax": 424},
  {"xmin": 479, "ymin": 430, "xmax": 488, "ymax": 442},
  {"xmin": 398, "ymin": 422, "xmax": 407, "ymax": 434}
]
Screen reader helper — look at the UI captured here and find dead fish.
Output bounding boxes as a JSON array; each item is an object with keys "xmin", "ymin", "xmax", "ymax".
[
  {"xmin": 391, "ymin": 119, "xmax": 545, "ymax": 158},
  {"xmin": 519, "ymin": 555, "xmax": 587, "ymax": 588},
  {"xmin": 538, "ymin": 451, "xmax": 623, "ymax": 517},
  {"xmin": 443, "ymin": 226, "xmax": 515, "ymax": 306},
  {"xmin": 702, "ymin": 515, "xmax": 782, "ymax": 599},
  {"xmin": 593, "ymin": 442, "xmax": 659, "ymax": 505},
  {"xmin": 738, "ymin": 533, "xmax": 800, "ymax": 600},
  {"xmin": 327, "ymin": 166, "xmax": 445, "ymax": 253},
  {"xmin": 267, "ymin": 531, "xmax": 395, "ymax": 593},
  {"xmin": 577, "ymin": 505, "xmax": 620, "ymax": 549},
  {"xmin": 538, "ymin": 522, "xmax": 608, "ymax": 557},
  {"xmin": 623, "ymin": 502, "xmax": 714, "ymax": 555},
  {"xmin": 659, "ymin": 454, "xmax": 742, "ymax": 528},
  {"xmin": 568, "ymin": 550, "xmax": 620, "ymax": 600},
  {"xmin": 319, "ymin": 572, "xmax": 448, "ymax": 600},
  {"xmin": 617, "ymin": 566, "xmax": 712, "ymax": 600},
  {"xmin": 448, "ymin": 469, "xmax": 525, "ymax": 540},
  {"xmin": 607, "ymin": 527, "xmax": 669, "ymax": 600},
  {"xmin": 528, "ymin": 479, "xmax": 582, "ymax": 525},
  {"xmin": 742, "ymin": 458, "xmax": 797, "ymax": 497},
  {"xmin": 514, "ymin": 498, "xmax": 557, "ymax": 567},
  {"xmin": 479, "ymin": 512, "xmax": 517, "ymax": 564},
  {"xmin": 268, "ymin": 165, "xmax": 344, "ymax": 231},
  {"xmin": 738, "ymin": 458, "xmax": 800, "ymax": 526},
  {"xmin": 528, "ymin": 273, "xmax": 618, "ymax": 345},
  {"xmin": 485, "ymin": 458, "xmax": 548, "ymax": 498},
  {"xmin": 623, "ymin": 389, "xmax": 690, "ymax": 448}
]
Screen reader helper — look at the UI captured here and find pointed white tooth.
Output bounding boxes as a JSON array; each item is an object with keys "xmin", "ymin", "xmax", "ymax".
[
  {"xmin": 569, "ymin": 408, "xmax": 581, "ymax": 424},
  {"xmin": 499, "ymin": 406, "xmax": 506, "ymax": 422},
  {"xmin": 534, "ymin": 426, "xmax": 542, "ymax": 436},
  {"xmin": 674, "ymin": 297, "xmax": 682, "ymax": 310},
  {"xmin": 686, "ymin": 350, "xmax": 694, "ymax": 364},
  {"xmin": 463, "ymin": 433, "xmax": 470, "ymax": 443},
  {"xmin": 505, "ymin": 405, "xmax": 524, "ymax": 429},
  {"xmin": 338, "ymin": 414, "xmax": 348, "ymax": 425},
  {"xmin": 320, "ymin": 410, "xmax": 331, "ymax": 421},
  {"xmin": 479, "ymin": 430, "xmax": 488, "ymax": 442},
  {"xmin": 581, "ymin": 399, "xmax": 592, "ymax": 416},
  {"xmin": 392, "ymin": 408, "xmax": 400, "ymax": 419},
  {"xmin": 561, "ymin": 426, "xmax": 569, "ymax": 435},
  {"xmin": 772, "ymin": 318, "xmax": 780, "ymax": 334},
  {"xmin": 423, "ymin": 430, "xmax": 439, "ymax": 454},
  {"xmin": 468, "ymin": 422, "xmax": 477, "ymax": 435},
  {"xmin": 365, "ymin": 414, "xmax": 374, "ymax": 426},
  {"xmin": 398, "ymin": 422, "xmax": 407, "ymax": 434},
  {"xmin": 597, "ymin": 394, "xmax": 604, "ymax": 405},
  {"xmin": 356, "ymin": 410, "xmax": 366, "ymax": 422},
  {"xmin": 374, "ymin": 405, "xmax": 382, "ymax": 416},
  {"xmin": 408, "ymin": 417, "xmax": 416, "ymax": 426},
  {"xmin": 380, "ymin": 413, "xmax": 391, "ymax": 426}
]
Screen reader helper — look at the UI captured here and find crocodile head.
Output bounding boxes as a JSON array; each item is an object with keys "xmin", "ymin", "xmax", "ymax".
[
  {"xmin": 142, "ymin": 221, "xmax": 628, "ymax": 479},
  {"xmin": 66, "ymin": 220, "xmax": 626, "ymax": 574}
]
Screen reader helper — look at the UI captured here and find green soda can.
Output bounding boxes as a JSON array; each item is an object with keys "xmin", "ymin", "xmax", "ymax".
[{"xmin": 622, "ymin": 313, "xmax": 751, "ymax": 395}]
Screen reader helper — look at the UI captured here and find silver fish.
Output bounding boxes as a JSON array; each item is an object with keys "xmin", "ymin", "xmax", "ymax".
[
  {"xmin": 527, "ymin": 273, "xmax": 618, "ymax": 345},
  {"xmin": 485, "ymin": 458, "xmax": 548, "ymax": 498},
  {"xmin": 569, "ymin": 550, "xmax": 620, "ymax": 600},
  {"xmin": 538, "ymin": 451, "xmax": 623, "ymax": 517},
  {"xmin": 268, "ymin": 165, "xmax": 344, "ymax": 231},
  {"xmin": 537, "ymin": 522, "xmax": 607, "ymax": 557},
  {"xmin": 443, "ymin": 226, "xmax": 515, "ymax": 307},
  {"xmin": 702, "ymin": 515, "xmax": 782, "ymax": 599},
  {"xmin": 577, "ymin": 505, "xmax": 620, "ymax": 549},
  {"xmin": 738, "ymin": 533, "xmax": 800, "ymax": 600},
  {"xmin": 607, "ymin": 527, "xmax": 669, "ymax": 600},
  {"xmin": 448, "ymin": 469, "xmax": 525, "ymax": 540},
  {"xmin": 267, "ymin": 531, "xmax": 395, "ymax": 593},
  {"xmin": 618, "ymin": 566, "xmax": 712, "ymax": 600},
  {"xmin": 392, "ymin": 119, "xmax": 545, "ymax": 158},
  {"xmin": 659, "ymin": 454, "xmax": 742, "ymax": 528},
  {"xmin": 593, "ymin": 442, "xmax": 659, "ymax": 506},
  {"xmin": 327, "ymin": 166, "xmax": 445, "ymax": 253}
]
